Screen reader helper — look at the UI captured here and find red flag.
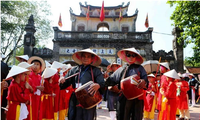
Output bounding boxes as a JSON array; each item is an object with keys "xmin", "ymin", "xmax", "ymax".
[
  {"xmin": 58, "ymin": 13, "xmax": 62, "ymax": 27},
  {"xmin": 86, "ymin": 6, "xmax": 90, "ymax": 20},
  {"xmin": 145, "ymin": 14, "xmax": 149, "ymax": 28},
  {"xmin": 119, "ymin": 7, "xmax": 123, "ymax": 21},
  {"xmin": 100, "ymin": 1, "xmax": 105, "ymax": 22}
]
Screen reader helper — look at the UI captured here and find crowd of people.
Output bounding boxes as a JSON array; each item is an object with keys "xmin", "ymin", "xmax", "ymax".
[{"xmin": 1, "ymin": 47, "xmax": 200, "ymax": 120}]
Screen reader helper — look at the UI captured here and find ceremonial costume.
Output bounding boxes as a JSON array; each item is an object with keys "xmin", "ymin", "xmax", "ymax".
[
  {"xmin": 162, "ymin": 69, "xmax": 180, "ymax": 120},
  {"xmin": 59, "ymin": 49, "xmax": 105, "ymax": 120},
  {"xmin": 177, "ymin": 76, "xmax": 190, "ymax": 119},
  {"xmin": 40, "ymin": 68, "xmax": 57, "ymax": 120},
  {"xmin": 106, "ymin": 47, "xmax": 148, "ymax": 120},
  {"xmin": 6, "ymin": 66, "xmax": 29, "ymax": 120}
]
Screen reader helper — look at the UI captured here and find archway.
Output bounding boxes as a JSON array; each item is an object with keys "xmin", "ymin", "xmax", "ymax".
[{"xmin": 97, "ymin": 22, "xmax": 109, "ymax": 31}]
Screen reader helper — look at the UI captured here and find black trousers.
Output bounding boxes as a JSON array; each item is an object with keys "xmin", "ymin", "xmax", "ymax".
[
  {"xmin": 117, "ymin": 95, "xmax": 144, "ymax": 120},
  {"xmin": 75, "ymin": 106, "xmax": 96, "ymax": 120}
]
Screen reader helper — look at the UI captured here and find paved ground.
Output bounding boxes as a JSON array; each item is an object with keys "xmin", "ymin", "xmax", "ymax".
[
  {"xmin": 65, "ymin": 101, "xmax": 200, "ymax": 120},
  {"xmin": 96, "ymin": 101, "xmax": 200, "ymax": 120}
]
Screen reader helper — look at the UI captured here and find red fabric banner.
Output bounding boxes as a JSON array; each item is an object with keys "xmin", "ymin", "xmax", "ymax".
[
  {"xmin": 145, "ymin": 13, "xmax": 149, "ymax": 28},
  {"xmin": 119, "ymin": 7, "xmax": 123, "ymax": 21},
  {"xmin": 58, "ymin": 13, "xmax": 62, "ymax": 27},
  {"xmin": 86, "ymin": 6, "xmax": 90, "ymax": 20},
  {"xmin": 100, "ymin": 1, "xmax": 105, "ymax": 22}
]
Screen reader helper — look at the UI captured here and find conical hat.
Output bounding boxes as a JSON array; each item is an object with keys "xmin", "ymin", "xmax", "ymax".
[
  {"xmin": 188, "ymin": 73, "xmax": 195, "ymax": 77},
  {"xmin": 6, "ymin": 65, "xmax": 28, "ymax": 80},
  {"xmin": 51, "ymin": 61, "xmax": 64, "ymax": 69},
  {"xmin": 17, "ymin": 62, "xmax": 34, "ymax": 69},
  {"xmin": 117, "ymin": 47, "xmax": 143, "ymax": 65},
  {"xmin": 147, "ymin": 73, "xmax": 155, "ymax": 78},
  {"xmin": 107, "ymin": 63, "xmax": 121, "ymax": 72},
  {"xmin": 160, "ymin": 62, "xmax": 170, "ymax": 70},
  {"xmin": 28, "ymin": 56, "xmax": 45, "ymax": 71},
  {"xmin": 72, "ymin": 48, "xmax": 101, "ymax": 66},
  {"xmin": 16, "ymin": 55, "xmax": 29, "ymax": 61},
  {"xmin": 45, "ymin": 60, "xmax": 51, "ymax": 68},
  {"xmin": 42, "ymin": 68, "xmax": 57, "ymax": 79},
  {"xmin": 164, "ymin": 69, "xmax": 180, "ymax": 80},
  {"xmin": 62, "ymin": 64, "xmax": 72, "ymax": 72}
]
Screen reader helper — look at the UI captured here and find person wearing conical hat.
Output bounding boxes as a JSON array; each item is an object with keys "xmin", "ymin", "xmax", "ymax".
[
  {"xmin": 106, "ymin": 47, "xmax": 148, "ymax": 120},
  {"xmin": 16, "ymin": 55, "xmax": 29, "ymax": 62},
  {"xmin": 144, "ymin": 74, "xmax": 157, "ymax": 120},
  {"xmin": 106, "ymin": 63, "xmax": 121, "ymax": 120},
  {"xmin": 51, "ymin": 61, "xmax": 64, "ymax": 120},
  {"xmin": 161, "ymin": 69, "xmax": 180, "ymax": 120},
  {"xmin": 40, "ymin": 67, "xmax": 57, "ymax": 120},
  {"xmin": 188, "ymin": 73, "xmax": 198, "ymax": 107},
  {"xmin": 59, "ymin": 64, "xmax": 73, "ymax": 120},
  {"xmin": 27, "ymin": 56, "xmax": 45, "ymax": 120},
  {"xmin": 18, "ymin": 62, "xmax": 34, "ymax": 120},
  {"xmin": 5, "ymin": 65, "xmax": 30, "ymax": 120},
  {"xmin": 158, "ymin": 62, "xmax": 170, "ymax": 120},
  {"xmin": 59, "ymin": 48, "xmax": 105, "ymax": 120},
  {"xmin": 176, "ymin": 73, "xmax": 190, "ymax": 120}
]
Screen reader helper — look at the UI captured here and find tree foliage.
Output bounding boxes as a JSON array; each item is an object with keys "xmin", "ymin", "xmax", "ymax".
[
  {"xmin": 167, "ymin": 1, "xmax": 200, "ymax": 67},
  {"xmin": 1, "ymin": 1, "xmax": 53, "ymax": 64}
]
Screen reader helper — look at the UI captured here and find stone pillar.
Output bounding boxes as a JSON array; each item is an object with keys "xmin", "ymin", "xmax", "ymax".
[
  {"xmin": 23, "ymin": 15, "xmax": 36, "ymax": 57},
  {"xmin": 172, "ymin": 27, "xmax": 184, "ymax": 73}
]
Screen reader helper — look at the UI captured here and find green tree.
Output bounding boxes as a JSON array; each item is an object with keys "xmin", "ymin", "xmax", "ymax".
[
  {"xmin": 1, "ymin": 1, "xmax": 53, "ymax": 64},
  {"xmin": 167, "ymin": 1, "xmax": 200, "ymax": 67}
]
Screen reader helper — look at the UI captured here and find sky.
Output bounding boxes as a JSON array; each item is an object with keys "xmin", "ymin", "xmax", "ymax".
[{"xmin": 46, "ymin": 0, "xmax": 194, "ymax": 58}]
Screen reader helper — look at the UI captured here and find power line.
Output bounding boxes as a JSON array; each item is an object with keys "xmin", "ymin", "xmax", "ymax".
[{"xmin": 153, "ymin": 31, "xmax": 173, "ymax": 36}]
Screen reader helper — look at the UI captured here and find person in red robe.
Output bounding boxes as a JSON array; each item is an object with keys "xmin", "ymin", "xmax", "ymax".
[
  {"xmin": 59, "ymin": 64, "xmax": 72, "ymax": 120},
  {"xmin": 144, "ymin": 74, "xmax": 157, "ymax": 120},
  {"xmin": 157, "ymin": 62, "xmax": 170, "ymax": 120},
  {"xmin": 162, "ymin": 69, "xmax": 180, "ymax": 120},
  {"xmin": 176, "ymin": 73, "xmax": 190, "ymax": 120},
  {"xmin": 5, "ymin": 65, "xmax": 30, "ymax": 120},
  {"xmin": 40, "ymin": 67, "xmax": 57, "ymax": 120},
  {"xmin": 28, "ymin": 56, "xmax": 45, "ymax": 120},
  {"xmin": 51, "ymin": 61, "xmax": 64, "ymax": 120},
  {"xmin": 18, "ymin": 62, "xmax": 34, "ymax": 120}
]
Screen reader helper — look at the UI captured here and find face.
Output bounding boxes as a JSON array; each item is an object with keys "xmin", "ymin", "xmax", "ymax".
[
  {"xmin": 111, "ymin": 65, "xmax": 119, "ymax": 72},
  {"xmin": 20, "ymin": 72, "xmax": 27, "ymax": 81},
  {"xmin": 167, "ymin": 77, "xmax": 174, "ymax": 82},
  {"xmin": 31, "ymin": 61, "xmax": 41, "ymax": 73},
  {"xmin": 125, "ymin": 52, "xmax": 137, "ymax": 64},
  {"xmin": 160, "ymin": 66, "xmax": 168, "ymax": 74},
  {"xmin": 188, "ymin": 75, "xmax": 193, "ymax": 79},
  {"xmin": 81, "ymin": 53, "xmax": 93, "ymax": 66},
  {"xmin": 148, "ymin": 77, "xmax": 155, "ymax": 83},
  {"xmin": 19, "ymin": 58, "xmax": 27, "ymax": 63}
]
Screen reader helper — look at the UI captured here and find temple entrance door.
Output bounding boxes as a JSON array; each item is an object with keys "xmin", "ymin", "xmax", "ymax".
[{"xmin": 97, "ymin": 22, "xmax": 109, "ymax": 31}]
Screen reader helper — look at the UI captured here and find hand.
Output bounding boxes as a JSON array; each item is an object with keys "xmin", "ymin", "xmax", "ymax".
[
  {"xmin": 49, "ymin": 78, "xmax": 53, "ymax": 83},
  {"xmin": 1, "ymin": 81, "xmax": 8, "ymax": 90},
  {"xmin": 88, "ymin": 83, "xmax": 100, "ymax": 96},
  {"xmin": 137, "ymin": 79, "xmax": 146, "ymax": 89},
  {"xmin": 103, "ymin": 72, "xmax": 109, "ymax": 79},
  {"xmin": 25, "ymin": 82, "xmax": 33, "ymax": 93},
  {"xmin": 36, "ymin": 86, "xmax": 44, "ymax": 91},
  {"xmin": 59, "ymin": 76, "xmax": 65, "ymax": 84}
]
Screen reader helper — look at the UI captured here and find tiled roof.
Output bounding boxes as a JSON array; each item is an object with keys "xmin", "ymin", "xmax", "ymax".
[{"xmin": 186, "ymin": 67, "xmax": 200, "ymax": 74}]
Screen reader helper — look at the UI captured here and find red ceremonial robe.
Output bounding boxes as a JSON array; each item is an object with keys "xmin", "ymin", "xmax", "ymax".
[
  {"xmin": 6, "ymin": 80, "xmax": 29, "ymax": 120},
  {"xmin": 163, "ymin": 81, "xmax": 177, "ymax": 120},
  {"xmin": 20, "ymin": 79, "xmax": 32, "ymax": 120},
  {"xmin": 29, "ymin": 71, "xmax": 41, "ymax": 120},
  {"xmin": 52, "ymin": 73, "xmax": 60, "ymax": 113},
  {"xmin": 40, "ymin": 79, "xmax": 54, "ymax": 120},
  {"xmin": 177, "ymin": 81, "xmax": 189, "ymax": 110},
  {"xmin": 145, "ymin": 83, "xmax": 157, "ymax": 112}
]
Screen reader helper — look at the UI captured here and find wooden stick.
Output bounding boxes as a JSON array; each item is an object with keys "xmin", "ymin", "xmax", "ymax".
[
  {"xmin": 64, "ymin": 72, "xmax": 79, "ymax": 80},
  {"xmin": 155, "ymin": 57, "xmax": 162, "ymax": 77}
]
